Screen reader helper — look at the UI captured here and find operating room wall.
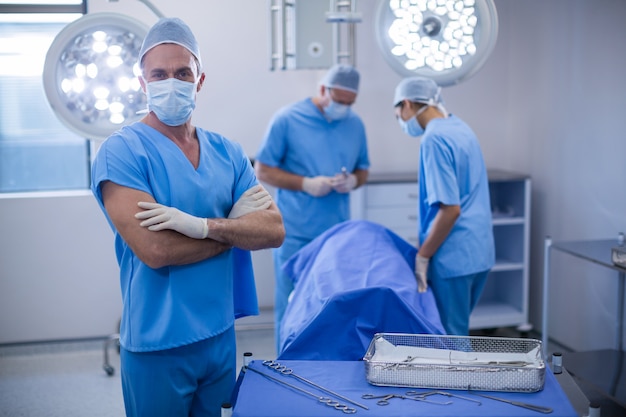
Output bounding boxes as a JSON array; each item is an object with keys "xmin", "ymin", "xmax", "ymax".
[{"xmin": 0, "ymin": 0, "xmax": 625, "ymax": 348}]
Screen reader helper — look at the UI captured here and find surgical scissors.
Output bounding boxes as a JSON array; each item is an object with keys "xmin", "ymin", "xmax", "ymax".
[
  {"xmin": 361, "ymin": 392, "xmax": 451, "ymax": 406},
  {"xmin": 361, "ymin": 393, "xmax": 397, "ymax": 406}
]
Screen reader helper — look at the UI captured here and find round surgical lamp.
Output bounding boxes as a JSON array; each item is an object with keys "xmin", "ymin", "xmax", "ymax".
[
  {"xmin": 375, "ymin": 0, "xmax": 498, "ymax": 86},
  {"xmin": 43, "ymin": 13, "xmax": 149, "ymax": 141}
]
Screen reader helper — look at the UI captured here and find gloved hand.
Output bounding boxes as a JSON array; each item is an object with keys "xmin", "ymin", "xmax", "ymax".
[
  {"xmin": 135, "ymin": 202, "xmax": 208, "ymax": 239},
  {"xmin": 415, "ymin": 254, "xmax": 429, "ymax": 293},
  {"xmin": 331, "ymin": 173, "xmax": 357, "ymax": 193},
  {"xmin": 228, "ymin": 185, "xmax": 272, "ymax": 219},
  {"xmin": 302, "ymin": 176, "xmax": 333, "ymax": 197}
]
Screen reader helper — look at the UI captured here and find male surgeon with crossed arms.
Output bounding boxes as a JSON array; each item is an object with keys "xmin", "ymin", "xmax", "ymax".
[{"xmin": 91, "ymin": 17, "xmax": 284, "ymax": 417}]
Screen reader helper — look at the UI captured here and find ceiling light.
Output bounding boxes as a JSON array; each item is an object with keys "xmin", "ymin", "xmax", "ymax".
[
  {"xmin": 43, "ymin": 12, "xmax": 149, "ymax": 140},
  {"xmin": 375, "ymin": 0, "xmax": 498, "ymax": 86}
]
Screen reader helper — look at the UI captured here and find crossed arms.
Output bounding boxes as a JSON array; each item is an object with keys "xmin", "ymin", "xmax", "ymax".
[{"xmin": 101, "ymin": 181, "xmax": 285, "ymax": 269}]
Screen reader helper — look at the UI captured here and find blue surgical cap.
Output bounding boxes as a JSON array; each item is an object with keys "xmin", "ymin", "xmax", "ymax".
[
  {"xmin": 393, "ymin": 76, "xmax": 442, "ymax": 107},
  {"xmin": 138, "ymin": 17, "xmax": 202, "ymax": 70},
  {"xmin": 321, "ymin": 64, "xmax": 360, "ymax": 94}
]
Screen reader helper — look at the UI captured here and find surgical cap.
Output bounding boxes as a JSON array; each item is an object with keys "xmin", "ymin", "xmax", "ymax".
[
  {"xmin": 393, "ymin": 76, "xmax": 442, "ymax": 107},
  {"xmin": 321, "ymin": 64, "xmax": 360, "ymax": 94},
  {"xmin": 138, "ymin": 17, "xmax": 202, "ymax": 70}
]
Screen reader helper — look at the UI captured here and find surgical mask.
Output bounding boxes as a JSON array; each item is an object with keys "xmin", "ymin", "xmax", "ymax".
[
  {"xmin": 145, "ymin": 78, "xmax": 197, "ymax": 126},
  {"xmin": 323, "ymin": 100, "xmax": 350, "ymax": 121},
  {"xmin": 398, "ymin": 104, "xmax": 429, "ymax": 137}
]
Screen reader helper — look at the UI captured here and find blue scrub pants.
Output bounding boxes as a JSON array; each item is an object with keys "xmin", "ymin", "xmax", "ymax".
[
  {"xmin": 120, "ymin": 326, "xmax": 236, "ymax": 417},
  {"xmin": 273, "ymin": 236, "xmax": 310, "ymax": 353},
  {"xmin": 429, "ymin": 270, "xmax": 489, "ymax": 335}
]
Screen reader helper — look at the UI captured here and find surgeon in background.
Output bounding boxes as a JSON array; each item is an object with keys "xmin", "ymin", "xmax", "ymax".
[
  {"xmin": 91, "ymin": 18, "xmax": 284, "ymax": 417},
  {"xmin": 393, "ymin": 76, "xmax": 495, "ymax": 336},
  {"xmin": 255, "ymin": 64, "xmax": 370, "ymax": 350}
]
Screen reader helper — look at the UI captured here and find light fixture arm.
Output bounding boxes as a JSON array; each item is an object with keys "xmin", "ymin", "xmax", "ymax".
[
  {"xmin": 327, "ymin": 0, "xmax": 361, "ymax": 66},
  {"xmin": 268, "ymin": 0, "xmax": 361, "ymax": 70},
  {"xmin": 106, "ymin": 0, "xmax": 165, "ymax": 19}
]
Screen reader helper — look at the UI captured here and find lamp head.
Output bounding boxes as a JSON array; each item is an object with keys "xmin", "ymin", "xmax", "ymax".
[{"xmin": 43, "ymin": 13, "xmax": 149, "ymax": 140}]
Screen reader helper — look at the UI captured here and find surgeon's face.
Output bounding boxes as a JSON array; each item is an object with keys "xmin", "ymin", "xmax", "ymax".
[
  {"xmin": 322, "ymin": 86, "xmax": 357, "ymax": 106},
  {"xmin": 140, "ymin": 43, "xmax": 204, "ymax": 89},
  {"xmin": 395, "ymin": 101, "xmax": 412, "ymax": 121}
]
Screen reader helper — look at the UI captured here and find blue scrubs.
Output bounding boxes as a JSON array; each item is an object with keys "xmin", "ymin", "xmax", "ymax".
[
  {"xmin": 255, "ymin": 98, "xmax": 369, "ymax": 347},
  {"xmin": 418, "ymin": 115, "xmax": 495, "ymax": 335},
  {"xmin": 91, "ymin": 122, "xmax": 258, "ymax": 417}
]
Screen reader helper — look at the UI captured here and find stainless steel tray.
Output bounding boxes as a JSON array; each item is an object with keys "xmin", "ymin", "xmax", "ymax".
[{"xmin": 363, "ymin": 333, "xmax": 545, "ymax": 392}]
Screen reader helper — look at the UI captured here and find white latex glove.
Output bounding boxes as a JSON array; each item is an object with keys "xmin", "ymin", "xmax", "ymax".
[
  {"xmin": 415, "ymin": 254, "xmax": 429, "ymax": 293},
  {"xmin": 302, "ymin": 176, "xmax": 333, "ymax": 197},
  {"xmin": 135, "ymin": 202, "xmax": 208, "ymax": 239},
  {"xmin": 331, "ymin": 173, "xmax": 357, "ymax": 193},
  {"xmin": 228, "ymin": 185, "xmax": 272, "ymax": 219}
]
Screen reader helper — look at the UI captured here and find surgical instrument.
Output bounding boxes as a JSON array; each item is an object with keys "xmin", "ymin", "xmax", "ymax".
[
  {"xmin": 382, "ymin": 355, "xmax": 418, "ymax": 370},
  {"xmin": 361, "ymin": 393, "xmax": 397, "ymax": 406},
  {"xmin": 245, "ymin": 366, "xmax": 357, "ymax": 414},
  {"xmin": 262, "ymin": 360, "xmax": 369, "ymax": 410},
  {"xmin": 471, "ymin": 393, "xmax": 553, "ymax": 414},
  {"xmin": 361, "ymin": 392, "xmax": 451, "ymax": 406},
  {"xmin": 341, "ymin": 166, "xmax": 348, "ymax": 177},
  {"xmin": 408, "ymin": 390, "xmax": 482, "ymax": 405}
]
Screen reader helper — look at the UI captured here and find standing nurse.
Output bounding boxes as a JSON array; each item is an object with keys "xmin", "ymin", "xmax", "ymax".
[
  {"xmin": 393, "ymin": 76, "xmax": 495, "ymax": 336},
  {"xmin": 91, "ymin": 18, "xmax": 285, "ymax": 417},
  {"xmin": 255, "ymin": 65, "xmax": 370, "ymax": 350}
]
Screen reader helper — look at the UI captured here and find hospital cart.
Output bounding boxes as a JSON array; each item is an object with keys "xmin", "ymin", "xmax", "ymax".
[
  {"xmin": 231, "ymin": 359, "xmax": 581, "ymax": 417},
  {"xmin": 542, "ymin": 237, "xmax": 626, "ymax": 406}
]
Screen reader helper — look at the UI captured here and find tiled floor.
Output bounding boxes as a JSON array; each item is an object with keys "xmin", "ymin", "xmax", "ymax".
[{"xmin": 1, "ymin": 311, "xmax": 624, "ymax": 417}]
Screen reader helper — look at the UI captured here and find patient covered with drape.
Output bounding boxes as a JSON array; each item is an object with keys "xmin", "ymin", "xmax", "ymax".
[{"xmin": 277, "ymin": 220, "xmax": 445, "ymax": 360}]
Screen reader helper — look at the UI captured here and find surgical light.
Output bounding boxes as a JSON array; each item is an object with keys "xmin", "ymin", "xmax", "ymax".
[
  {"xmin": 43, "ymin": 12, "xmax": 149, "ymax": 140},
  {"xmin": 375, "ymin": 0, "xmax": 498, "ymax": 86}
]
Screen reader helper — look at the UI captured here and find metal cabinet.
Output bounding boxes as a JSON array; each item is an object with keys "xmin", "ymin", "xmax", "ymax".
[
  {"xmin": 475, "ymin": 170, "xmax": 531, "ymax": 330},
  {"xmin": 350, "ymin": 170, "xmax": 531, "ymax": 330}
]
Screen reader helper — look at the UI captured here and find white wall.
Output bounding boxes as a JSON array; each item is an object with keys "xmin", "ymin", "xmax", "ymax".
[{"xmin": 1, "ymin": 0, "xmax": 625, "ymax": 348}]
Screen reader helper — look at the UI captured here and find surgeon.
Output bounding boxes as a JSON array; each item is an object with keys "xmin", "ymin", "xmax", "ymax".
[
  {"xmin": 255, "ymin": 64, "xmax": 370, "ymax": 350},
  {"xmin": 91, "ymin": 17, "xmax": 285, "ymax": 417},
  {"xmin": 393, "ymin": 76, "xmax": 495, "ymax": 336}
]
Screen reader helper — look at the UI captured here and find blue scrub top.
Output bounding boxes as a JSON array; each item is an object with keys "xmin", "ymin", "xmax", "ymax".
[
  {"xmin": 255, "ymin": 98, "xmax": 369, "ymax": 240},
  {"xmin": 418, "ymin": 115, "xmax": 495, "ymax": 278},
  {"xmin": 91, "ymin": 123, "xmax": 258, "ymax": 352}
]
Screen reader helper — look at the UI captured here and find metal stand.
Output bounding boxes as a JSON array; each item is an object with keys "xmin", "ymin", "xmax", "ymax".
[{"xmin": 102, "ymin": 333, "xmax": 120, "ymax": 376}]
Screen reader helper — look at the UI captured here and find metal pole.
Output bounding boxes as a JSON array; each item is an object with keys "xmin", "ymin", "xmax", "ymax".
[
  {"xmin": 269, "ymin": 0, "xmax": 278, "ymax": 70},
  {"xmin": 617, "ymin": 271, "xmax": 624, "ymax": 351},
  {"xmin": 542, "ymin": 236, "xmax": 552, "ymax": 358}
]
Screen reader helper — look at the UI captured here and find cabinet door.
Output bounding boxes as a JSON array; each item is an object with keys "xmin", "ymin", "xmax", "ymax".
[
  {"xmin": 364, "ymin": 183, "xmax": 419, "ymax": 242},
  {"xmin": 365, "ymin": 183, "xmax": 419, "ymax": 207}
]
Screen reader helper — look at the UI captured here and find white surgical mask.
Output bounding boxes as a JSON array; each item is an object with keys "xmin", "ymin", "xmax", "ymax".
[
  {"xmin": 398, "ymin": 104, "xmax": 429, "ymax": 137},
  {"xmin": 323, "ymin": 100, "xmax": 350, "ymax": 121},
  {"xmin": 146, "ymin": 78, "xmax": 197, "ymax": 126}
]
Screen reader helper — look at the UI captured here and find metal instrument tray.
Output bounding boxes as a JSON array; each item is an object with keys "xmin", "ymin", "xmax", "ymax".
[{"xmin": 363, "ymin": 333, "xmax": 545, "ymax": 393}]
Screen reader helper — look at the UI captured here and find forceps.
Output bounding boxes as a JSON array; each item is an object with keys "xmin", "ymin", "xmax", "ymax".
[
  {"xmin": 409, "ymin": 390, "xmax": 482, "ymax": 405},
  {"xmin": 361, "ymin": 393, "xmax": 397, "ymax": 406},
  {"xmin": 361, "ymin": 392, "xmax": 451, "ymax": 406},
  {"xmin": 472, "ymin": 393, "xmax": 553, "ymax": 414}
]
